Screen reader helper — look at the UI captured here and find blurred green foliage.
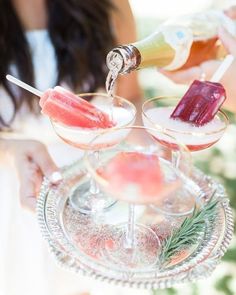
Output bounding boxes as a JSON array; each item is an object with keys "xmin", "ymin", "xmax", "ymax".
[{"xmin": 215, "ymin": 275, "xmax": 235, "ymax": 295}]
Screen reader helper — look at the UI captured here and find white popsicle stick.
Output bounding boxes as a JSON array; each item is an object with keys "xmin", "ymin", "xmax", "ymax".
[
  {"xmin": 210, "ymin": 54, "xmax": 234, "ymax": 82},
  {"xmin": 6, "ymin": 74, "xmax": 43, "ymax": 97}
]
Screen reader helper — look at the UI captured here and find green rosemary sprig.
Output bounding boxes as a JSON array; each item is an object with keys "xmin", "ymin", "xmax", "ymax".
[{"xmin": 160, "ymin": 194, "xmax": 219, "ymax": 265}]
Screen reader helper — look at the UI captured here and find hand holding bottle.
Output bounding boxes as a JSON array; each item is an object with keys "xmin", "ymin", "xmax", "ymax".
[
  {"xmin": 160, "ymin": 26, "xmax": 236, "ymax": 114},
  {"xmin": 106, "ymin": 9, "xmax": 235, "ymax": 76},
  {"xmin": 224, "ymin": 5, "xmax": 236, "ymax": 19}
]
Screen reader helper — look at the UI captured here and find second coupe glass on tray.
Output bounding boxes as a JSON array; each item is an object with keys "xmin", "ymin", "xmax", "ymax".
[
  {"xmin": 51, "ymin": 93, "xmax": 136, "ymax": 214},
  {"xmin": 85, "ymin": 126, "xmax": 196, "ymax": 270}
]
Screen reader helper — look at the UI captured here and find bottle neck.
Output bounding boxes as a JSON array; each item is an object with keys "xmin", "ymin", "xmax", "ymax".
[
  {"xmin": 106, "ymin": 45, "xmax": 141, "ymax": 74},
  {"xmin": 133, "ymin": 31, "xmax": 176, "ymax": 69},
  {"xmin": 106, "ymin": 26, "xmax": 193, "ymax": 74}
]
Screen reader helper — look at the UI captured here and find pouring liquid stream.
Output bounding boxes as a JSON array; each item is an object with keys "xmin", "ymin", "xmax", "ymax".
[
  {"xmin": 105, "ymin": 69, "xmax": 119, "ymax": 122},
  {"xmin": 105, "ymin": 51, "xmax": 125, "ymax": 122}
]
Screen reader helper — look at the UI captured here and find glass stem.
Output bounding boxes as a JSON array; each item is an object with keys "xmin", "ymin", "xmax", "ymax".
[
  {"xmin": 171, "ymin": 150, "xmax": 180, "ymax": 169},
  {"xmin": 89, "ymin": 151, "xmax": 100, "ymax": 195},
  {"xmin": 90, "ymin": 178, "xmax": 99, "ymax": 194},
  {"xmin": 88, "ymin": 150, "xmax": 103, "ymax": 218},
  {"xmin": 125, "ymin": 204, "xmax": 135, "ymax": 249}
]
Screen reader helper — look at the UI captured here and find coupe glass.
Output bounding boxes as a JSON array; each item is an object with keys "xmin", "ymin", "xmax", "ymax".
[
  {"xmin": 85, "ymin": 126, "xmax": 195, "ymax": 270},
  {"xmin": 142, "ymin": 97, "xmax": 229, "ymax": 153},
  {"xmin": 51, "ymin": 93, "xmax": 136, "ymax": 214}
]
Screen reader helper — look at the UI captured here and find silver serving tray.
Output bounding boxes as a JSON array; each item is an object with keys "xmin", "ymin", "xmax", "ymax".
[{"xmin": 37, "ymin": 160, "xmax": 234, "ymax": 289}]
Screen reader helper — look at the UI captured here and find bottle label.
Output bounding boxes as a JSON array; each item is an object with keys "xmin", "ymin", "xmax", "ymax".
[
  {"xmin": 161, "ymin": 25, "xmax": 193, "ymax": 70},
  {"xmin": 164, "ymin": 10, "xmax": 236, "ymax": 41}
]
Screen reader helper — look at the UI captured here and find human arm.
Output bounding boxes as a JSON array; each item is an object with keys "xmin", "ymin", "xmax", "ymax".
[
  {"xmin": 160, "ymin": 27, "xmax": 236, "ymax": 114},
  {"xmin": 1, "ymin": 139, "xmax": 59, "ymax": 211},
  {"xmin": 224, "ymin": 5, "xmax": 236, "ymax": 19}
]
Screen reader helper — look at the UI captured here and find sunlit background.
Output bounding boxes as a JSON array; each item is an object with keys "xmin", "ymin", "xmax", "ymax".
[
  {"xmin": 130, "ymin": 0, "xmax": 215, "ymax": 18},
  {"xmin": 128, "ymin": 1, "xmax": 236, "ymax": 295}
]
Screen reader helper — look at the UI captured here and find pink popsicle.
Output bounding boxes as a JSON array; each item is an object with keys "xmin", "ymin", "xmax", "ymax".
[
  {"xmin": 40, "ymin": 87, "xmax": 114, "ymax": 128},
  {"xmin": 5, "ymin": 75, "xmax": 115, "ymax": 129}
]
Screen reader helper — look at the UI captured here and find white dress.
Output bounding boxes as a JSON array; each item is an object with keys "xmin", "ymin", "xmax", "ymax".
[{"xmin": 0, "ymin": 30, "xmax": 148, "ymax": 295}]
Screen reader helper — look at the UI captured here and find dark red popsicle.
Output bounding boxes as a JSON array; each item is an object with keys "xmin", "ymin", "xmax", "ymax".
[{"xmin": 170, "ymin": 80, "xmax": 226, "ymax": 126}]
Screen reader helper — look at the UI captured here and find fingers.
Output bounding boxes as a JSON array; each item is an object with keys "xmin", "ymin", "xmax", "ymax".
[
  {"xmin": 11, "ymin": 140, "xmax": 62, "ymax": 211},
  {"xmin": 17, "ymin": 159, "xmax": 41, "ymax": 211},
  {"xmin": 160, "ymin": 60, "xmax": 221, "ymax": 85},
  {"xmin": 160, "ymin": 67, "xmax": 202, "ymax": 84},
  {"xmin": 218, "ymin": 26, "xmax": 236, "ymax": 55},
  {"xmin": 224, "ymin": 6, "xmax": 236, "ymax": 20},
  {"xmin": 159, "ymin": 23, "xmax": 236, "ymax": 85},
  {"xmin": 28, "ymin": 141, "xmax": 60, "ymax": 181},
  {"xmin": 199, "ymin": 60, "xmax": 221, "ymax": 80}
]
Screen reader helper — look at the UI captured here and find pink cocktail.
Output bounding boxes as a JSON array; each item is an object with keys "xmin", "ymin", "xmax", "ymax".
[
  {"xmin": 85, "ymin": 126, "xmax": 196, "ymax": 270},
  {"xmin": 5, "ymin": 77, "xmax": 137, "ymax": 213},
  {"xmin": 47, "ymin": 91, "xmax": 136, "ymax": 213},
  {"xmin": 95, "ymin": 151, "xmax": 181, "ymax": 204},
  {"xmin": 142, "ymin": 97, "xmax": 228, "ymax": 152},
  {"xmin": 50, "ymin": 92, "xmax": 136, "ymax": 150}
]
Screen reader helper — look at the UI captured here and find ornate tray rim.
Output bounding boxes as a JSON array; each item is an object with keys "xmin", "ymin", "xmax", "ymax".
[{"xmin": 37, "ymin": 164, "xmax": 234, "ymax": 289}]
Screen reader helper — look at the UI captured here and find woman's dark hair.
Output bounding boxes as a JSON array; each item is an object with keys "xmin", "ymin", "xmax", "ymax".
[{"xmin": 0, "ymin": 0, "xmax": 115, "ymax": 127}]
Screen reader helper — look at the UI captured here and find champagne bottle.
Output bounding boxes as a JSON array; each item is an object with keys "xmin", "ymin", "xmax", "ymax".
[
  {"xmin": 106, "ymin": 26, "xmax": 193, "ymax": 74},
  {"xmin": 106, "ymin": 10, "xmax": 236, "ymax": 75}
]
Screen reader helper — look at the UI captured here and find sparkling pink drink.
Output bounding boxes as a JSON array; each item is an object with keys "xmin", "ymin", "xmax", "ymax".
[
  {"xmin": 39, "ymin": 89, "xmax": 136, "ymax": 150},
  {"xmin": 97, "ymin": 151, "xmax": 181, "ymax": 204},
  {"xmin": 52, "ymin": 105, "xmax": 134, "ymax": 149},
  {"xmin": 142, "ymin": 95, "xmax": 228, "ymax": 152}
]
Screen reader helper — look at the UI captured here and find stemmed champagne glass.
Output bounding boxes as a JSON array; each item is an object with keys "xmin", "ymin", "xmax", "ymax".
[
  {"xmin": 142, "ymin": 96, "xmax": 229, "ymax": 161},
  {"xmin": 142, "ymin": 96, "xmax": 229, "ymax": 206},
  {"xmin": 85, "ymin": 126, "xmax": 194, "ymax": 270},
  {"xmin": 51, "ymin": 93, "xmax": 136, "ymax": 213}
]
